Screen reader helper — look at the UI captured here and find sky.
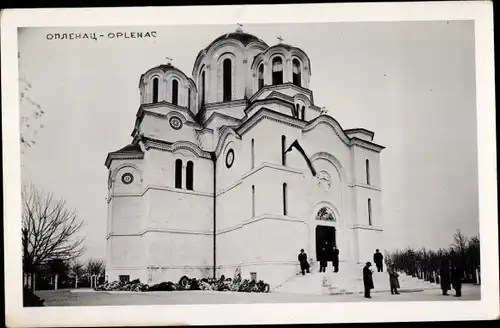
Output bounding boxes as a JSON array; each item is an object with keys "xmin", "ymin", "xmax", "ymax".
[{"xmin": 18, "ymin": 21, "xmax": 479, "ymax": 262}]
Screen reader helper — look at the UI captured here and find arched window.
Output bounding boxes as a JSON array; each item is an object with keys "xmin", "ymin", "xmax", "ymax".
[
  {"xmin": 188, "ymin": 88, "xmax": 191, "ymax": 110},
  {"xmin": 368, "ymin": 198, "xmax": 372, "ymax": 225},
  {"xmin": 251, "ymin": 138, "xmax": 255, "ymax": 169},
  {"xmin": 281, "ymin": 135, "xmax": 286, "ymax": 166},
  {"xmin": 292, "ymin": 59, "xmax": 301, "ymax": 87},
  {"xmin": 366, "ymin": 159, "xmax": 370, "ymax": 185},
  {"xmin": 283, "ymin": 183, "xmax": 288, "ymax": 215},
  {"xmin": 172, "ymin": 80, "xmax": 179, "ymax": 105},
  {"xmin": 175, "ymin": 159, "xmax": 182, "ymax": 189},
  {"xmin": 272, "ymin": 57, "xmax": 283, "ymax": 85},
  {"xmin": 295, "ymin": 104, "xmax": 299, "ymax": 118},
  {"xmin": 152, "ymin": 77, "xmax": 159, "ymax": 103},
  {"xmin": 186, "ymin": 161, "xmax": 194, "ymax": 190},
  {"xmin": 301, "ymin": 106, "xmax": 306, "ymax": 121},
  {"xmin": 258, "ymin": 64, "xmax": 264, "ymax": 90},
  {"xmin": 223, "ymin": 58, "xmax": 232, "ymax": 101},
  {"xmin": 252, "ymin": 185, "xmax": 256, "ymax": 217},
  {"xmin": 201, "ymin": 70, "xmax": 206, "ymax": 107}
]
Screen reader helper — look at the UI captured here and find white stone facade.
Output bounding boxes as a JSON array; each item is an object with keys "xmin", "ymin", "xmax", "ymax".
[{"xmin": 105, "ymin": 27, "xmax": 385, "ymax": 287}]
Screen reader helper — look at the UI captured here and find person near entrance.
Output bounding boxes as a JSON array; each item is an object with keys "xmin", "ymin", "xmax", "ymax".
[
  {"xmin": 450, "ymin": 264, "xmax": 462, "ymax": 297},
  {"xmin": 325, "ymin": 241, "xmax": 334, "ymax": 270},
  {"xmin": 373, "ymin": 249, "xmax": 384, "ymax": 272},
  {"xmin": 332, "ymin": 246, "xmax": 339, "ymax": 272},
  {"xmin": 440, "ymin": 259, "xmax": 451, "ymax": 296},
  {"xmin": 318, "ymin": 246, "xmax": 327, "ymax": 273},
  {"xmin": 298, "ymin": 249, "xmax": 310, "ymax": 275},
  {"xmin": 363, "ymin": 262, "xmax": 374, "ymax": 299},
  {"xmin": 387, "ymin": 264, "xmax": 400, "ymax": 295}
]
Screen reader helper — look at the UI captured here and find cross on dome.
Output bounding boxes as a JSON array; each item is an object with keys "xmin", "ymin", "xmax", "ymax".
[
  {"xmin": 236, "ymin": 23, "xmax": 243, "ymax": 33},
  {"xmin": 277, "ymin": 36, "xmax": 284, "ymax": 43},
  {"xmin": 165, "ymin": 56, "xmax": 173, "ymax": 65}
]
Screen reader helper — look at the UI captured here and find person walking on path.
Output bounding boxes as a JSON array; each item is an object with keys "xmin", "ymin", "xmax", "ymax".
[
  {"xmin": 373, "ymin": 249, "xmax": 384, "ymax": 272},
  {"xmin": 318, "ymin": 247, "xmax": 327, "ymax": 273},
  {"xmin": 363, "ymin": 262, "xmax": 374, "ymax": 299},
  {"xmin": 450, "ymin": 264, "xmax": 462, "ymax": 297},
  {"xmin": 298, "ymin": 249, "xmax": 310, "ymax": 276},
  {"xmin": 332, "ymin": 246, "xmax": 340, "ymax": 273},
  {"xmin": 388, "ymin": 264, "xmax": 400, "ymax": 295},
  {"xmin": 440, "ymin": 260, "xmax": 451, "ymax": 296}
]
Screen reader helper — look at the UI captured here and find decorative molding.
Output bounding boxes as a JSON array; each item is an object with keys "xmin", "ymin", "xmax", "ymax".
[
  {"xmin": 111, "ymin": 184, "xmax": 213, "ymax": 199},
  {"xmin": 303, "ymin": 115, "xmax": 351, "ymax": 146},
  {"xmin": 348, "ymin": 183, "xmax": 382, "ymax": 191},
  {"xmin": 216, "ymin": 180, "xmax": 243, "ymax": 197},
  {"xmin": 216, "ymin": 214, "xmax": 306, "ymax": 235},
  {"xmin": 249, "ymin": 83, "xmax": 314, "ymax": 104},
  {"xmin": 143, "ymin": 138, "xmax": 212, "ymax": 159},
  {"xmin": 240, "ymin": 162, "xmax": 303, "ymax": 181},
  {"xmin": 350, "ymin": 224, "xmax": 384, "ymax": 232},
  {"xmin": 238, "ymin": 108, "xmax": 306, "ymax": 136},
  {"xmin": 350, "ymin": 137, "xmax": 385, "ymax": 153}
]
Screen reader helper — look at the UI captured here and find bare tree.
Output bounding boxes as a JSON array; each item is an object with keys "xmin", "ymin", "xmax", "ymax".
[
  {"xmin": 69, "ymin": 261, "xmax": 85, "ymax": 289},
  {"xmin": 22, "ymin": 184, "xmax": 85, "ymax": 290},
  {"xmin": 19, "ymin": 75, "xmax": 45, "ymax": 154},
  {"xmin": 85, "ymin": 259, "xmax": 105, "ymax": 288}
]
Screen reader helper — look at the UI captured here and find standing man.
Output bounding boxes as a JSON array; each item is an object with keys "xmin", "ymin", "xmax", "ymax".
[
  {"xmin": 373, "ymin": 249, "xmax": 384, "ymax": 272},
  {"xmin": 318, "ymin": 246, "xmax": 327, "ymax": 273},
  {"xmin": 332, "ymin": 246, "xmax": 340, "ymax": 273},
  {"xmin": 363, "ymin": 262, "xmax": 374, "ymax": 299},
  {"xmin": 298, "ymin": 249, "xmax": 310, "ymax": 276},
  {"xmin": 450, "ymin": 263, "xmax": 462, "ymax": 297},
  {"xmin": 388, "ymin": 264, "xmax": 400, "ymax": 295},
  {"xmin": 440, "ymin": 259, "xmax": 451, "ymax": 296},
  {"xmin": 325, "ymin": 241, "xmax": 334, "ymax": 271}
]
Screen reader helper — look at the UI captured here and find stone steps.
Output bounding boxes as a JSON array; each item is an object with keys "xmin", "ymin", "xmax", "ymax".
[{"xmin": 273, "ymin": 263, "xmax": 440, "ymax": 295}]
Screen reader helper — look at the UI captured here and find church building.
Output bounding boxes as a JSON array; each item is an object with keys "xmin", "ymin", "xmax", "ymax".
[{"xmin": 104, "ymin": 26, "xmax": 385, "ymax": 287}]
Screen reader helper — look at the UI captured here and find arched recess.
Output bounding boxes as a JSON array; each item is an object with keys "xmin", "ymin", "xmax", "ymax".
[
  {"xmin": 217, "ymin": 52, "xmax": 237, "ymax": 102},
  {"xmin": 309, "ymin": 200, "xmax": 342, "ymax": 261},
  {"xmin": 111, "ymin": 163, "xmax": 143, "ymax": 182},
  {"xmin": 271, "ymin": 55, "xmax": 284, "ymax": 85},
  {"xmin": 310, "ymin": 152, "xmax": 346, "ymax": 183},
  {"xmin": 292, "ymin": 58, "xmax": 302, "ymax": 87}
]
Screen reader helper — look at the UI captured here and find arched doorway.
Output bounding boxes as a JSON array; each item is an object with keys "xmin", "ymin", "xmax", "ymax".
[
  {"xmin": 313, "ymin": 206, "xmax": 337, "ymax": 260},
  {"xmin": 315, "ymin": 225, "xmax": 336, "ymax": 260}
]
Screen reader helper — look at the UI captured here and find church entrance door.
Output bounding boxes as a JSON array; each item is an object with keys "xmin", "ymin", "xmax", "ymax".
[{"xmin": 315, "ymin": 225, "xmax": 336, "ymax": 260}]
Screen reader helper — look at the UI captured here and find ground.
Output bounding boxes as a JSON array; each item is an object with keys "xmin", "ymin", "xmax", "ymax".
[{"xmin": 34, "ymin": 284, "xmax": 480, "ymax": 306}]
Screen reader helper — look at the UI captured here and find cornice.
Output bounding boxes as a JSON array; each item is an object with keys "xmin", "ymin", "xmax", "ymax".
[
  {"xmin": 237, "ymin": 107, "xmax": 306, "ymax": 136},
  {"xmin": 142, "ymin": 137, "xmax": 212, "ymax": 159},
  {"xmin": 303, "ymin": 115, "xmax": 351, "ymax": 146},
  {"xmin": 249, "ymin": 83, "xmax": 314, "ymax": 104},
  {"xmin": 105, "ymin": 153, "xmax": 144, "ymax": 169},
  {"xmin": 344, "ymin": 128, "xmax": 375, "ymax": 139},
  {"xmin": 244, "ymin": 97, "xmax": 295, "ymax": 116},
  {"xmin": 216, "ymin": 214, "xmax": 306, "ymax": 235},
  {"xmin": 203, "ymin": 111, "xmax": 243, "ymax": 127},
  {"xmin": 138, "ymin": 101, "xmax": 197, "ymax": 121},
  {"xmin": 350, "ymin": 137, "xmax": 385, "ymax": 153}
]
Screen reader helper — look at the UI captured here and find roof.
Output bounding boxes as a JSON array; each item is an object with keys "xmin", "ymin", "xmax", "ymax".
[{"xmin": 110, "ymin": 143, "xmax": 143, "ymax": 154}]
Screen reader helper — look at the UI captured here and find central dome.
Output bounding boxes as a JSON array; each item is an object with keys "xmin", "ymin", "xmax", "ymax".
[{"xmin": 203, "ymin": 31, "xmax": 268, "ymax": 52}]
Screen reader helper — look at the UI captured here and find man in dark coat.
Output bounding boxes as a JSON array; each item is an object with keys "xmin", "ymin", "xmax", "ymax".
[
  {"xmin": 325, "ymin": 241, "xmax": 334, "ymax": 269},
  {"xmin": 388, "ymin": 264, "xmax": 400, "ymax": 295},
  {"xmin": 440, "ymin": 260, "xmax": 451, "ymax": 296},
  {"xmin": 332, "ymin": 246, "xmax": 340, "ymax": 272},
  {"xmin": 298, "ymin": 249, "xmax": 310, "ymax": 275},
  {"xmin": 450, "ymin": 264, "xmax": 462, "ymax": 297},
  {"xmin": 373, "ymin": 249, "xmax": 384, "ymax": 272},
  {"xmin": 363, "ymin": 262, "xmax": 374, "ymax": 298},
  {"xmin": 318, "ymin": 247, "xmax": 327, "ymax": 273}
]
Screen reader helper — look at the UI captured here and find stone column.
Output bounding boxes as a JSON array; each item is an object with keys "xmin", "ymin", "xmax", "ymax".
[{"xmin": 182, "ymin": 163, "xmax": 187, "ymax": 189}]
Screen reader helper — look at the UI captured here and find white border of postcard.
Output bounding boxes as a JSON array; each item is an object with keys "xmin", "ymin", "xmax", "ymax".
[{"xmin": 2, "ymin": 2, "xmax": 498, "ymax": 326}]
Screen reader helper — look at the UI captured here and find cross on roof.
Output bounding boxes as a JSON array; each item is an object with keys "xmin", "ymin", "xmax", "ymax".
[
  {"xmin": 277, "ymin": 36, "xmax": 284, "ymax": 43},
  {"xmin": 237, "ymin": 23, "xmax": 243, "ymax": 28},
  {"xmin": 165, "ymin": 57, "xmax": 173, "ymax": 64}
]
